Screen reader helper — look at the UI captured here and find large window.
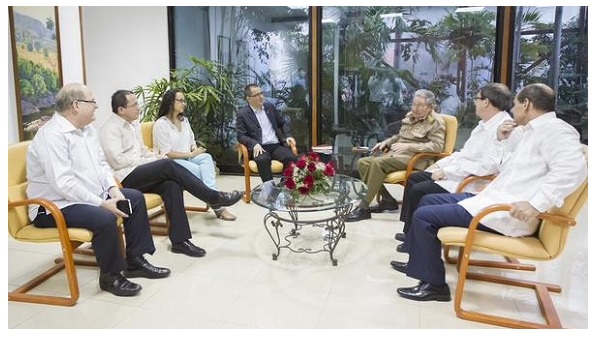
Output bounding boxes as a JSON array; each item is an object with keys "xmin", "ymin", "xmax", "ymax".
[
  {"xmin": 170, "ymin": 6, "xmax": 311, "ymax": 173},
  {"xmin": 511, "ymin": 6, "xmax": 587, "ymax": 144},
  {"xmin": 320, "ymin": 6, "xmax": 498, "ymax": 173},
  {"xmin": 165, "ymin": 6, "xmax": 587, "ymax": 174}
]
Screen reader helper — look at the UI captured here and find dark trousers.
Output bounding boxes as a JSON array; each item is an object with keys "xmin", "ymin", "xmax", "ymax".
[
  {"xmin": 33, "ymin": 188, "xmax": 155, "ymax": 274},
  {"xmin": 121, "ymin": 159, "xmax": 219, "ymax": 243},
  {"xmin": 399, "ymin": 171, "xmax": 449, "ymax": 235},
  {"xmin": 253, "ymin": 143, "xmax": 297, "ymax": 182},
  {"xmin": 404, "ymin": 193, "xmax": 499, "ymax": 285}
]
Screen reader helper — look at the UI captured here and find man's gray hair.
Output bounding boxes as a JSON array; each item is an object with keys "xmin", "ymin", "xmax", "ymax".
[
  {"xmin": 413, "ymin": 89, "xmax": 437, "ymax": 108},
  {"xmin": 55, "ymin": 83, "xmax": 87, "ymax": 113}
]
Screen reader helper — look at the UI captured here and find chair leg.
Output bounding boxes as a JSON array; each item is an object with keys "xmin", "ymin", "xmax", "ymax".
[
  {"xmin": 244, "ymin": 168, "xmax": 252, "ymax": 203},
  {"xmin": 454, "ymin": 271, "xmax": 563, "ymax": 328},
  {"xmin": 185, "ymin": 205, "xmax": 209, "ymax": 212},
  {"xmin": 9, "ymin": 241, "xmax": 84, "ymax": 306},
  {"xmin": 148, "ymin": 204, "xmax": 208, "ymax": 236},
  {"xmin": 443, "ymin": 245, "xmax": 536, "ymax": 271}
]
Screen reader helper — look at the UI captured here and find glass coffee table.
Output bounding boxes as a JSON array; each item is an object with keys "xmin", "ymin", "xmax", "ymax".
[{"xmin": 251, "ymin": 174, "xmax": 367, "ymax": 266}]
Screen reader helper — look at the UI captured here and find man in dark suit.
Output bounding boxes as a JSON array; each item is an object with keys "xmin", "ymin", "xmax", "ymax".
[{"xmin": 236, "ymin": 84, "xmax": 297, "ymax": 182}]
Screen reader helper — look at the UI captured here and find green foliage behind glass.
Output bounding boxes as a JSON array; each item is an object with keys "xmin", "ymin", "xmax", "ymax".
[{"xmin": 132, "ymin": 57, "xmax": 248, "ymax": 158}]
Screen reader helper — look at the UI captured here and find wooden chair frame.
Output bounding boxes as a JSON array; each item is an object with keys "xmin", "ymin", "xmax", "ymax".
[
  {"xmin": 438, "ymin": 178, "xmax": 587, "ymax": 328},
  {"xmin": 8, "ymin": 141, "xmax": 124, "ymax": 306},
  {"xmin": 236, "ymin": 142, "xmax": 298, "ymax": 203},
  {"xmin": 443, "ymin": 174, "xmax": 536, "ymax": 272}
]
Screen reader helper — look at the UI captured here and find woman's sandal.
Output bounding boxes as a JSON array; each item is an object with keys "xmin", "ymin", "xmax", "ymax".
[{"xmin": 215, "ymin": 208, "xmax": 237, "ymax": 221}]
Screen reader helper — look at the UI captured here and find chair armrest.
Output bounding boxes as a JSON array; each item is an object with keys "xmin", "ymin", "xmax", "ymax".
[
  {"xmin": 114, "ymin": 176, "xmax": 124, "ymax": 189},
  {"xmin": 405, "ymin": 152, "xmax": 451, "ymax": 181},
  {"xmin": 456, "ymin": 175, "xmax": 496, "ymax": 193},
  {"xmin": 236, "ymin": 143, "xmax": 250, "ymax": 167},
  {"xmin": 462, "ymin": 204, "xmax": 577, "ymax": 247},
  {"xmin": 9, "ymin": 198, "xmax": 71, "ymax": 241}
]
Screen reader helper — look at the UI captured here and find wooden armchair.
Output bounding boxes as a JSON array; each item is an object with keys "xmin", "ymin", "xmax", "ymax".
[
  {"xmin": 437, "ymin": 172, "xmax": 588, "ymax": 328},
  {"xmin": 383, "ymin": 114, "xmax": 458, "ymax": 188},
  {"xmin": 8, "ymin": 141, "xmax": 123, "ymax": 306},
  {"xmin": 236, "ymin": 142, "xmax": 298, "ymax": 203},
  {"xmin": 443, "ymin": 174, "xmax": 536, "ymax": 271}
]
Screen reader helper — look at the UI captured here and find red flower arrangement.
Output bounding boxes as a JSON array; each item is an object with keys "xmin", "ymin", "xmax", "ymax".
[{"xmin": 283, "ymin": 152, "xmax": 336, "ymax": 196}]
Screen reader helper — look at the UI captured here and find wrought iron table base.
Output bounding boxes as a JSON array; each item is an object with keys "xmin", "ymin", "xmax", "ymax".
[{"xmin": 263, "ymin": 204, "xmax": 352, "ymax": 266}]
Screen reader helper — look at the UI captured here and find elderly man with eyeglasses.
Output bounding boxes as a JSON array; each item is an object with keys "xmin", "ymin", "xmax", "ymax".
[{"xmin": 345, "ymin": 89, "xmax": 446, "ymax": 222}]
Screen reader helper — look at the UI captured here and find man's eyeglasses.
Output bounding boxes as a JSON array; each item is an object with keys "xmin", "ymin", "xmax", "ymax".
[
  {"xmin": 175, "ymin": 98, "xmax": 187, "ymax": 104},
  {"xmin": 248, "ymin": 91, "xmax": 263, "ymax": 98},
  {"xmin": 126, "ymin": 101, "xmax": 139, "ymax": 108},
  {"xmin": 76, "ymin": 99, "xmax": 98, "ymax": 107},
  {"xmin": 411, "ymin": 103, "xmax": 429, "ymax": 110},
  {"xmin": 473, "ymin": 96, "xmax": 485, "ymax": 101}
]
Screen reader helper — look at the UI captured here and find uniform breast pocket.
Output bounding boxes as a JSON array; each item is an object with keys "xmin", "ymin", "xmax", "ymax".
[{"xmin": 411, "ymin": 129, "xmax": 427, "ymax": 139}]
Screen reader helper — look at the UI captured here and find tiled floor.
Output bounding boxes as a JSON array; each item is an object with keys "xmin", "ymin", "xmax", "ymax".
[{"xmin": 8, "ymin": 175, "xmax": 588, "ymax": 329}]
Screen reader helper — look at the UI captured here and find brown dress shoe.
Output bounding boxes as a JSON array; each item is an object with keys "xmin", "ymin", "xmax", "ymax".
[{"xmin": 215, "ymin": 208, "xmax": 237, "ymax": 221}]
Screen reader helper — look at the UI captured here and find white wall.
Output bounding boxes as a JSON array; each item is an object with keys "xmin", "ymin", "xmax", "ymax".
[
  {"xmin": 58, "ymin": 6, "xmax": 85, "ymax": 84},
  {"xmin": 7, "ymin": 23, "xmax": 18, "ymax": 144},
  {"xmin": 82, "ymin": 6, "xmax": 169, "ymax": 128},
  {"xmin": 6, "ymin": 6, "xmax": 170, "ymax": 144}
]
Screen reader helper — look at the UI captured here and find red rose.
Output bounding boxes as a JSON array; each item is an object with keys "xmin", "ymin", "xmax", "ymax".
[
  {"xmin": 324, "ymin": 163, "xmax": 336, "ymax": 177},
  {"xmin": 308, "ymin": 152, "xmax": 320, "ymax": 161},
  {"xmin": 298, "ymin": 186, "xmax": 310, "ymax": 195},
  {"xmin": 285, "ymin": 178, "xmax": 296, "ymax": 190},
  {"xmin": 307, "ymin": 162, "xmax": 316, "ymax": 172},
  {"xmin": 304, "ymin": 174, "xmax": 314, "ymax": 187},
  {"xmin": 296, "ymin": 157, "xmax": 307, "ymax": 169},
  {"xmin": 283, "ymin": 166, "xmax": 294, "ymax": 178}
]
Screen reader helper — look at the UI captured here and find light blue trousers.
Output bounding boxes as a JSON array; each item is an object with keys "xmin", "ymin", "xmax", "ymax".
[{"xmin": 174, "ymin": 153, "xmax": 222, "ymax": 212}]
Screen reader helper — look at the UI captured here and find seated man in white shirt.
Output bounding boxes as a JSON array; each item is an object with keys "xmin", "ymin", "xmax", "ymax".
[
  {"xmin": 27, "ymin": 83, "xmax": 170, "ymax": 297},
  {"xmin": 394, "ymin": 83, "xmax": 587, "ymax": 302},
  {"xmin": 99, "ymin": 90, "xmax": 243, "ymax": 258},
  {"xmin": 392, "ymin": 83, "xmax": 513, "ymax": 257}
]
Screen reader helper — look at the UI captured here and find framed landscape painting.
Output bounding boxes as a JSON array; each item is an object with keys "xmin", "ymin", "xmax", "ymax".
[{"xmin": 9, "ymin": 6, "xmax": 63, "ymax": 141}]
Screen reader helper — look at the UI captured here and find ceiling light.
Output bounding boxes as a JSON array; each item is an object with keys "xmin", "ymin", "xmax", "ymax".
[{"xmin": 455, "ymin": 6, "xmax": 485, "ymax": 13}]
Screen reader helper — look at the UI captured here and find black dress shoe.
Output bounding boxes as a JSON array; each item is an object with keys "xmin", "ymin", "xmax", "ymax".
[
  {"xmin": 123, "ymin": 256, "xmax": 171, "ymax": 279},
  {"xmin": 211, "ymin": 191, "xmax": 244, "ymax": 208},
  {"xmin": 99, "ymin": 272, "xmax": 142, "ymax": 297},
  {"xmin": 390, "ymin": 260, "xmax": 407, "ymax": 274},
  {"xmin": 172, "ymin": 239, "xmax": 206, "ymax": 257},
  {"xmin": 344, "ymin": 207, "xmax": 371, "ymax": 222},
  {"xmin": 394, "ymin": 232, "xmax": 405, "ymax": 242},
  {"xmin": 396, "ymin": 243, "xmax": 407, "ymax": 253},
  {"xmin": 397, "ymin": 282, "xmax": 451, "ymax": 302},
  {"xmin": 369, "ymin": 200, "xmax": 399, "ymax": 213}
]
